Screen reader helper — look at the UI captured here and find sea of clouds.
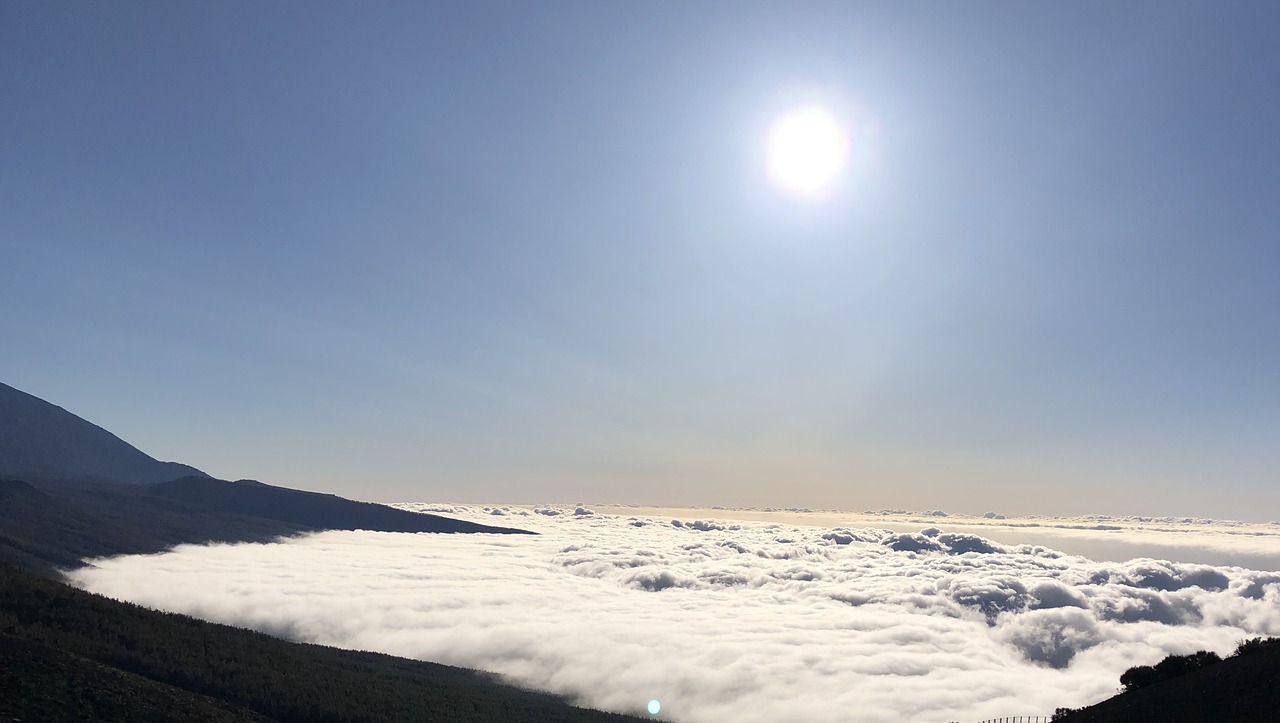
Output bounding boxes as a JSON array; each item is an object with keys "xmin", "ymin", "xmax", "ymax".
[{"xmin": 68, "ymin": 505, "xmax": 1280, "ymax": 723}]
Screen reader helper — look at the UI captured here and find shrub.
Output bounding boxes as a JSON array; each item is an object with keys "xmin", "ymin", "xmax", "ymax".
[
  {"xmin": 1154, "ymin": 650, "xmax": 1220, "ymax": 679},
  {"xmin": 1231, "ymin": 636, "xmax": 1280, "ymax": 658},
  {"xmin": 1120, "ymin": 664, "xmax": 1160, "ymax": 692},
  {"xmin": 1121, "ymin": 650, "xmax": 1222, "ymax": 693}
]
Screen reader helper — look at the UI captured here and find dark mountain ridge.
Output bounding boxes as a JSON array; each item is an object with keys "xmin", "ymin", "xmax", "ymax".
[
  {"xmin": 0, "ymin": 561, "xmax": 644, "ymax": 722},
  {"xmin": 150, "ymin": 475, "xmax": 521, "ymax": 534},
  {"xmin": 0, "ymin": 382, "xmax": 206, "ymax": 485},
  {"xmin": 0, "ymin": 382, "xmax": 531, "ymax": 575},
  {"xmin": 1053, "ymin": 641, "xmax": 1280, "ymax": 722},
  {"xmin": 1, "ymin": 475, "xmax": 531, "ymax": 576},
  {"xmin": 3, "ymin": 382, "xmax": 1278, "ymax": 721},
  {"xmin": 0, "ymin": 383, "xmax": 610, "ymax": 721}
]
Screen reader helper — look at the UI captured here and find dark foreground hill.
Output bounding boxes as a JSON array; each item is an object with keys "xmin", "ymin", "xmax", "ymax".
[
  {"xmin": 1053, "ymin": 642, "xmax": 1280, "ymax": 723},
  {"xmin": 0, "ymin": 561, "xmax": 644, "ymax": 723},
  {"xmin": 0, "ymin": 382, "xmax": 207, "ymax": 485},
  {"xmin": 0, "ymin": 476, "xmax": 530, "ymax": 575},
  {"xmin": 0, "ymin": 383, "xmax": 623, "ymax": 721},
  {"xmin": 0, "ymin": 636, "xmax": 272, "ymax": 723}
]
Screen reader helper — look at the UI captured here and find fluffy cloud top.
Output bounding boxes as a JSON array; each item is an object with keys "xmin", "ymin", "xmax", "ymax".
[{"xmin": 68, "ymin": 506, "xmax": 1280, "ymax": 723}]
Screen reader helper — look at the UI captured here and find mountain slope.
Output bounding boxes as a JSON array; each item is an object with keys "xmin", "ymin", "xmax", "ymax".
[
  {"xmin": 0, "ymin": 636, "xmax": 273, "ymax": 723},
  {"xmin": 0, "ymin": 383, "xmax": 534, "ymax": 575},
  {"xmin": 0, "ymin": 382, "xmax": 206, "ymax": 485},
  {"xmin": 0, "ymin": 478, "xmax": 317, "ymax": 573},
  {"xmin": 1, "ymin": 477, "xmax": 530, "ymax": 576},
  {"xmin": 1054, "ymin": 644, "xmax": 1280, "ymax": 722},
  {"xmin": 149, "ymin": 476, "xmax": 527, "ymax": 534},
  {"xmin": 0, "ymin": 478, "xmax": 172, "ymax": 571},
  {"xmin": 0, "ymin": 561, "xmax": 644, "ymax": 723}
]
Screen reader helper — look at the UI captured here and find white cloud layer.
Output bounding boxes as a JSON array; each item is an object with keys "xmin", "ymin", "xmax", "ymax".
[{"xmin": 68, "ymin": 506, "xmax": 1280, "ymax": 723}]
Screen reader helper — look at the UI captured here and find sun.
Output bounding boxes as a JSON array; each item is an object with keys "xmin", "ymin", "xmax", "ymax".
[{"xmin": 765, "ymin": 106, "xmax": 850, "ymax": 197}]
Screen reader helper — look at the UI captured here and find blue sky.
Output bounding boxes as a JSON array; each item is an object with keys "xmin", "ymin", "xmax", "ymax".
[{"xmin": 2, "ymin": 1, "xmax": 1277, "ymax": 517}]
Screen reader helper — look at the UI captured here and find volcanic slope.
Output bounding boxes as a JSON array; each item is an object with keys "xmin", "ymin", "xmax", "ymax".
[
  {"xmin": 0, "ymin": 382, "xmax": 531, "ymax": 575},
  {"xmin": 0, "ymin": 561, "xmax": 644, "ymax": 723},
  {"xmin": 0, "ymin": 382, "xmax": 206, "ymax": 485},
  {"xmin": 1053, "ymin": 642, "xmax": 1280, "ymax": 723}
]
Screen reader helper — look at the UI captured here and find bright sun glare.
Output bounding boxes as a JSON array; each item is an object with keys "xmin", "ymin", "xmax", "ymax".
[{"xmin": 765, "ymin": 106, "xmax": 850, "ymax": 197}]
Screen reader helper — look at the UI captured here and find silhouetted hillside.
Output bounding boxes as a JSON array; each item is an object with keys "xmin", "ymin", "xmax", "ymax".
[
  {"xmin": 0, "ymin": 636, "xmax": 272, "ymax": 723},
  {"xmin": 0, "ymin": 561, "xmax": 644, "ymax": 723},
  {"xmin": 0, "ymin": 478, "xmax": 317, "ymax": 574},
  {"xmin": 150, "ymin": 476, "xmax": 529, "ymax": 534},
  {"xmin": 0, "ymin": 382, "xmax": 206, "ymax": 485},
  {"xmin": 0, "ymin": 383, "xmax": 532, "ymax": 575},
  {"xmin": 1053, "ymin": 642, "xmax": 1280, "ymax": 722},
  {"xmin": 0, "ymin": 478, "xmax": 165, "ymax": 570},
  {"xmin": 0, "ymin": 384, "xmax": 610, "ymax": 720},
  {"xmin": 0, "ymin": 477, "xmax": 530, "ymax": 576}
]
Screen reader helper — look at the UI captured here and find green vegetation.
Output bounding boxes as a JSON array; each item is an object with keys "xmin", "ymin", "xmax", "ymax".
[{"xmin": 0, "ymin": 561, "xmax": 644, "ymax": 722}]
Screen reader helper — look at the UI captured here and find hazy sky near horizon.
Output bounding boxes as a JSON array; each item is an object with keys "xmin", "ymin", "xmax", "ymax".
[{"xmin": 2, "ymin": 2, "xmax": 1278, "ymax": 517}]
